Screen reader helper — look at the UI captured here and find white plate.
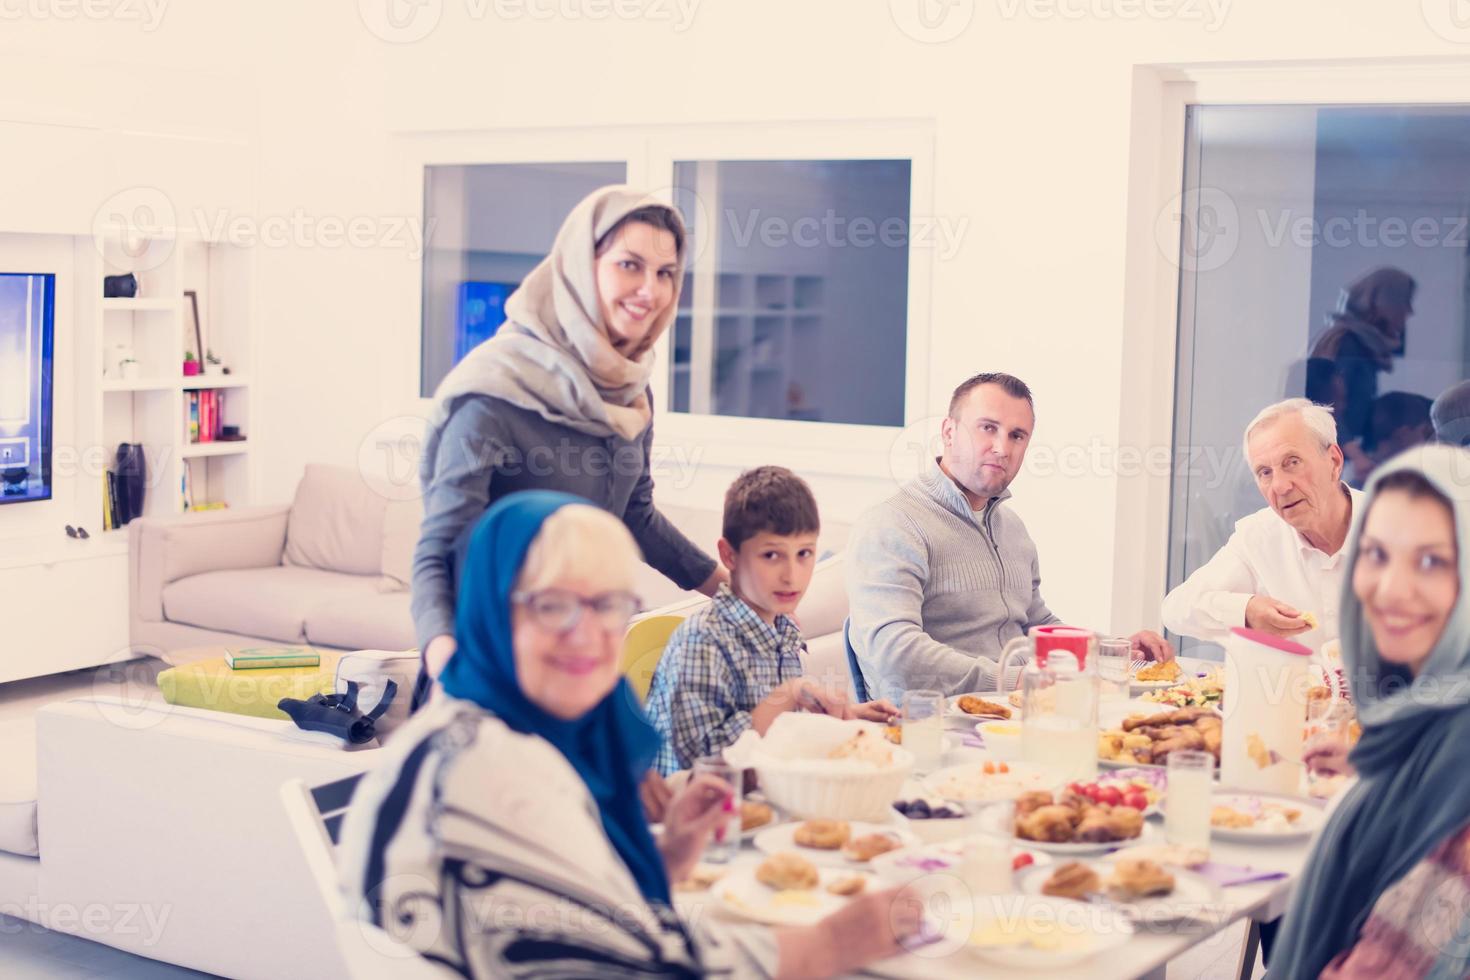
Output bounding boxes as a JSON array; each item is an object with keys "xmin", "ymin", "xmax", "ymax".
[
  {"xmin": 753, "ymin": 821, "xmax": 915, "ymax": 867},
  {"xmin": 946, "ymin": 691, "xmax": 1017, "ymax": 722},
  {"xmin": 871, "ymin": 836, "xmax": 1054, "ymax": 885},
  {"xmin": 961, "ymin": 894, "xmax": 1133, "ymax": 968},
  {"xmin": 976, "ymin": 801, "xmax": 1162, "ymax": 854},
  {"xmin": 715, "ymin": 865, "xmax": 876, "ymax": 926},
  {"xmin": 1017, "ymin": 859, "xmax": 1227, "ymax": 924},
  {"xmin": 1209, "ymin": 793, "xmax": 1326, "ymax": 842},
  {"xmin": 923, "ymin": 761, "xmax": 1064, "ymax": 803}
]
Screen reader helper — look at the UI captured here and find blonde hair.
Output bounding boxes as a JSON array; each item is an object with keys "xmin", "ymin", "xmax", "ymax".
[{"xmin": 517, "ymin": 504, "xmax": 642, "ymax": 594}]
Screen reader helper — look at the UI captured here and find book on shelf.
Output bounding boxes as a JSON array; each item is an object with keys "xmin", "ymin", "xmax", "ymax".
[
  {"xmin": 224, "ymin": 647, "xmax": 321, "ymax": 670},
  {"xmin": 104, "ymin": 470, "xmax": 120, "ymax": 529},
  {"xmin": 186, "ymin": 389, "xmax": 225, "ymax": 443},
  {"xmin": 181, "ymin": 462, "xmax": 194, "ymax": 511},
  {"xmin": 188, "ymin": 391, "xmax": 199, "ymax": 442}
]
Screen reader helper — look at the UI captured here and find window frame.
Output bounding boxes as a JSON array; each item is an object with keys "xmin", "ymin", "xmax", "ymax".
[
  {"xmin": 1115, "ymin": 59, "xmax": 1470, "ymax": 639},
  {"xmin": 390, "ymin": 120, "xmax": 935, "ymax": 478}
]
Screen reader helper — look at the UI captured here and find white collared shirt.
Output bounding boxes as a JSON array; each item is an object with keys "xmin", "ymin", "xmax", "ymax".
[{"xmin": 1161, "ymin": 485, "xmax": 1364, "ymax": 654}]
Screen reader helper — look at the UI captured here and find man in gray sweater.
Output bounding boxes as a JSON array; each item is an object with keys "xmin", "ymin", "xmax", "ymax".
[{"xmin": 846, "ymin": 373, "xmax": 1173, "ymax": 700}]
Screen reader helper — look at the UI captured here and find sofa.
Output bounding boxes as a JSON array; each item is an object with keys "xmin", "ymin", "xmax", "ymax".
[{"xmin": 130, "ymin": 464, "xmax": 423, "ymax": 662}]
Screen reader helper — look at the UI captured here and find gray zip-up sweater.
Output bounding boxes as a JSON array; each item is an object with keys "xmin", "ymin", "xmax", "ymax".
[
  {"xmin": 846, "ymin": 459, "xmax": 1059, "ymax": 700},
  {"xmin": 410, "ymin": 393, "xmax": 716, "ymax": 649}
]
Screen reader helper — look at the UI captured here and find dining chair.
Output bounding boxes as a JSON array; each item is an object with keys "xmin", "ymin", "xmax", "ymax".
[
  {"xmin": 842, "ymin": 617, "xmax": 871, "ymax": 702},
  {"xmin": 620, "ymin": 614, "xmax": 686, "ymax": 702}
]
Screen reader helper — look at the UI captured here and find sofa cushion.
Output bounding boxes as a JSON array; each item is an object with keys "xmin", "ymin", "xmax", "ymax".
[
  {"xmin": 157, "ymin": 652, "xmax": 342, "ymax": 721},
  {"xmin": 0, "ymin": 718, "xmax": 38, "ymax": 857},
  {"xmin": 163, "ymin": 566, "xmax": 383, "ymax": 644},
  {"xmin": 283, "ymin": 464, "xmax": 388, "ymax": 576},
  {"xmin": 305, "ymin": 590, "xmax": 416, "ymax": 652},
  {"xmin": 378, "ymin": 496, "xmax": 423, "ymax": 592}
]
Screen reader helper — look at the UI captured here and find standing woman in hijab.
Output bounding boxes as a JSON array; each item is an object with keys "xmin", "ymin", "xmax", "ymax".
[
  {"xmin": 1312, "ymin": 266, "xmax": 1417, "ymax": 447},
  {"xmin": 412, "ymin": 187, "xmax": 725, "ymax": 700},
  {"xmin": 339, "ymin": 492, "xmax": 922, "ymax": 978},
  {"xmin": 1273, "ymin": 444, "xmax": 1470, "ymax": 979}
]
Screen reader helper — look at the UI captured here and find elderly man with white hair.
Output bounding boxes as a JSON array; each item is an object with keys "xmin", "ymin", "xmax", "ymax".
[{"xmin": 1162, "ymin": 398, "xmax": 1363, "ymax": 653}]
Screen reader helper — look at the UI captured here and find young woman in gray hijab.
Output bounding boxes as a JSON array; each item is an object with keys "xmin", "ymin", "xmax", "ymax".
[
  {"xmin": 411, "ymin": 187, "xmax": 726, "ymax": 702},
  {"xmin": 1273, "ymin": 443, "xmax": 1470, "ymax": 978}
]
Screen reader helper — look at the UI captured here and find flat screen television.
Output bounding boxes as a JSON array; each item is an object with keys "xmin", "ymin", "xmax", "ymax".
[
  {"xmin": 454, "ymin": 281, "xmax": 515, "ymax": 364},
  {"xmin": 0, "ymin": 273, "xmax": 56, "ymax": 505}
]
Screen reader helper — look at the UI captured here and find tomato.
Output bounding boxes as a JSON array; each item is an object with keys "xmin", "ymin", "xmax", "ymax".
[
  {"xmin": 1124, "ymin": 792, "xmax": 1150, "ymax": 811},
  {"xmin": 998, "ymin": 762, "xmax": 1010, "ymax": 774},
  {"xmin": 1096, "ymin": 786, "xmax": 1123, "ymax": 806},
  {"xmin": 1012, "ymin": 852, "xmax": 1034, "ymax": 871},
  {"xmin": 1067, "ymin": 782, "xmax": 1086, "ymax": 796},
  {"xmin": 983, "ymin": 761, "xmax": 996, "ymax": 775},
  {"xmin": 1081, "ymin": 784, "xmax": 1102, "ymax": 803}
]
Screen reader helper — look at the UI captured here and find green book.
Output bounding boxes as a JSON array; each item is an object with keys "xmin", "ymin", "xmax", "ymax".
[{"xmin": 224, "ymin": 647, "xmax": 321, "ymax": 670}]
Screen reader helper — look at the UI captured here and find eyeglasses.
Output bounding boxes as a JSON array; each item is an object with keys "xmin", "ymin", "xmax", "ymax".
[{"xmin": 510, "ymin": 589, "xmax": 643, "ymax": 633}]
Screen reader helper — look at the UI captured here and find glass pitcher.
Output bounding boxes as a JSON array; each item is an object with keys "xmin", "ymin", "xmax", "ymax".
[{"xmin": 1019, "ymin": 647, "xmax": 1100, "ymax": 783}]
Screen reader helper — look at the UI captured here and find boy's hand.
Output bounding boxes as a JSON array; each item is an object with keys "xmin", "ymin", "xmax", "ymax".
[
  {"xmin": 791, "ymin": 679, "xmax": 851, "ymax": 717},
  {"xmin": 844, "ymin": 699, "xmax": 900, "ymax": 723}
]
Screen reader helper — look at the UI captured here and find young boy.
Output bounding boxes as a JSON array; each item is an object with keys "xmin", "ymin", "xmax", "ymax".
[{"xmin": 645, "ymin": 466, "xmax": 898, "ymax": 775}]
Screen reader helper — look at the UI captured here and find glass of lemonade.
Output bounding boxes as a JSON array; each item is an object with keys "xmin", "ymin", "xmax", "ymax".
[
  {"xmin": 692, "ymin": 755, "xmax": 743, "ymax": 863},
  {"xmin": 1165, "ymin": 750, "xmax": 1214, "ymax": 848},
  {"xmin": 902, "ymin": 689, "xmax": 945, "ymax": 771}
]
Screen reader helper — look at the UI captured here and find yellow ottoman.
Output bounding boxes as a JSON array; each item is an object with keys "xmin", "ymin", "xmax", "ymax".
[{"xmin": 157, "ymin": 648, "xmax": 342, "ymax": 721}]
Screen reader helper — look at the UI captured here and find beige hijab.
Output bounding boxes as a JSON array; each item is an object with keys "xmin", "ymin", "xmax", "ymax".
[{"xmin": 427, "ymin": 185, "xmax": 686, "ymax": 443}]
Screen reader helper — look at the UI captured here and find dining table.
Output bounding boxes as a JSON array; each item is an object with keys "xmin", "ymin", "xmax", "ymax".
[{"xmin": 675, "ymin": 659, "xmax": 1330, "ymax": 980}]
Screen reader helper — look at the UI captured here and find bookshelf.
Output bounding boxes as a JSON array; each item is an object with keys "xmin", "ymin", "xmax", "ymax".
[
  {"xmin": 672, "ymin": 270, "xmax": 825, "ymax": 420},
  {"xmin": 88, "ymin": 230, "xmax": 257, "ymax": 533}
]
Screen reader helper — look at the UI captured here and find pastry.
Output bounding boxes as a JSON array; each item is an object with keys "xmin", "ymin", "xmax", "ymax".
[
  {"xmin": 1246, "ymin": 733, "xmax": 1277, "ymax": 769},
  {"xmin": 827, "ymin": 730, "xmax": 894, "ymax": 767},
  {"xmin": 740, "ymin": 801, "xmax": 774, "ymax": 833},
  {"xmin": 1041, "ymin": 861, "xmax": 1100, "ymax": 900},
  {"xmin": 1136, "ymin": 660, "xmax": 1182, "ymax": 683},
  {"xmin": 1014, "ymin": 790, "xmax": 1056, "ymax": 817},
  {"xmin": 826, "ymin": 875, "xmax": 868, "ymax": 896},
  {"xmin": 1211, "ymin": 806, "xmax": 1255, "ymax": 829},
  {"xmin": 1124, "ymin": 844, "xmax": 1210, "ymax": 869},
  {"xmin": 793, "ymin": 819, "xmax": 850, "ymax": 850},
  {"xmin": 1008, "ymin": 691, "xmax": 1024, "ymax": 709},
  {"xmin": 842, "ymin": 833, "xmax": 903, "ymax": 863},
  {"xmin": 956, "ymin": 694, "xmax": 1011, "ymax": 719},
  {"xmin": 1302, "ymin": 612, "xmax": 1319, "ymax": 630},
  {"xmin": 1016, "ymin": 804, "xmax": 1079, "ymax": 843},
  {"xmin": 756, "ymin": 852, "xmax": 820, "ymax": 891},
  {"xmin": 1105, "ymin": 858, "xmax": 1175, "ymax": 901},
  {"xmin": 673, "ymin": 865, "xmax": 725, "ymax": 893}
]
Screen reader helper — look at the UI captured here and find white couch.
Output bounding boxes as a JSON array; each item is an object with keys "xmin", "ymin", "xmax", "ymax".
[{"xmin": 0, "ymin": 502, "xmax": 859, "ymax": 979}]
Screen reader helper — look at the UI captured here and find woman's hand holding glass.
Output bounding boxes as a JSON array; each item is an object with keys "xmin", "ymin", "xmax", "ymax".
[
  {"xmin": 775, "ymin": 886, "xmax": 925, "ymax": 978},
  {"xmin": 657, "ymin": 773, "xmax": 734, "ymax": 883}
]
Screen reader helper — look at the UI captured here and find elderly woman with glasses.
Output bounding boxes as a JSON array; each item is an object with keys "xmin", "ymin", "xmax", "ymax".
[{"xmin": 339, "ymin": 491, "xmax": 922, "ymax": 978}]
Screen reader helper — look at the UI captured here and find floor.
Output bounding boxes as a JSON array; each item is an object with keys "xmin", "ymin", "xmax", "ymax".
[{"xmin": 0, "ymin": 661, "xmax": 1265, "ymax": 980}]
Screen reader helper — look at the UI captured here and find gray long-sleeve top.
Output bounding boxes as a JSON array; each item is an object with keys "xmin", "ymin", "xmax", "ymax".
[
  {"xmin": 845, "ymin": 459, "xmax": 1059, "ymax": 700},
  {"xmin": 410, "ymin": 393, "xmax": 717, "ymax": 648}
]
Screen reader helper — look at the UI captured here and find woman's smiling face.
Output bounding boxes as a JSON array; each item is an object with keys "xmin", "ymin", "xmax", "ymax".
[
  {"xmin": 595, "ymin": 220, "xmax": 679, "ymax": 357},
  {"xmin": 1353, "ymin": 487, "xmax": 1460, "ymax": 676}
]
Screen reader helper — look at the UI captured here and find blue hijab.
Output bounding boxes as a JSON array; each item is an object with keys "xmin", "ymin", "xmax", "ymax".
[
  {"xmin": 438, "ymin": 490, "xmax": 670, "ymax": 906},
  {"xmin": 1273, "ymin": 444, "xmax": 1470, "ymax": 978}
]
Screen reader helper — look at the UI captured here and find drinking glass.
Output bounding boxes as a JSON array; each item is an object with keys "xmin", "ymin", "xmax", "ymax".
[
  {"xmin": 902, "ymin": 689, "xmax": 945, "ymax": 771},
  {"xmin": 1165, "ymin": 750, "xmax": 1214, "ymax": 848},
  {"xmin": 1098, "ymin": 638, "xmax": 1132, "ymax": 704},
  {"xmin": 1303, "ymin": 699, "xmax": 1355, "ymax": 796},
  {"xmin": 692, "ymin": 755, "xmax": 743, "ymax": 864}
]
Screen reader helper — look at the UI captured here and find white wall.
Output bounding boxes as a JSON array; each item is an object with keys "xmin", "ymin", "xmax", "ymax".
[{"xmin": 3, "ymin": 0, "xmax": 1465, "ymax": 634}]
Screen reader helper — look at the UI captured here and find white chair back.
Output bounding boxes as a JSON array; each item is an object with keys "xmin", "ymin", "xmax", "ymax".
[{"xmin": 279, "ymin": 778, "xmax": 454, "ymax": 980}]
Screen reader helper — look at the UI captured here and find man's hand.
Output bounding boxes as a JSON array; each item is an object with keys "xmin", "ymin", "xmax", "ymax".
[
  {"xmin": 1129, "ymin": 629, "xmax": 1175, "ymax": 662},
  {"xmin": 1245, "ymin": 596, "xmax": 1312, "ymax": 637},
  {"xmin": 844, "ymin": 699, "xmax": 900, "ymax": 723}
]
